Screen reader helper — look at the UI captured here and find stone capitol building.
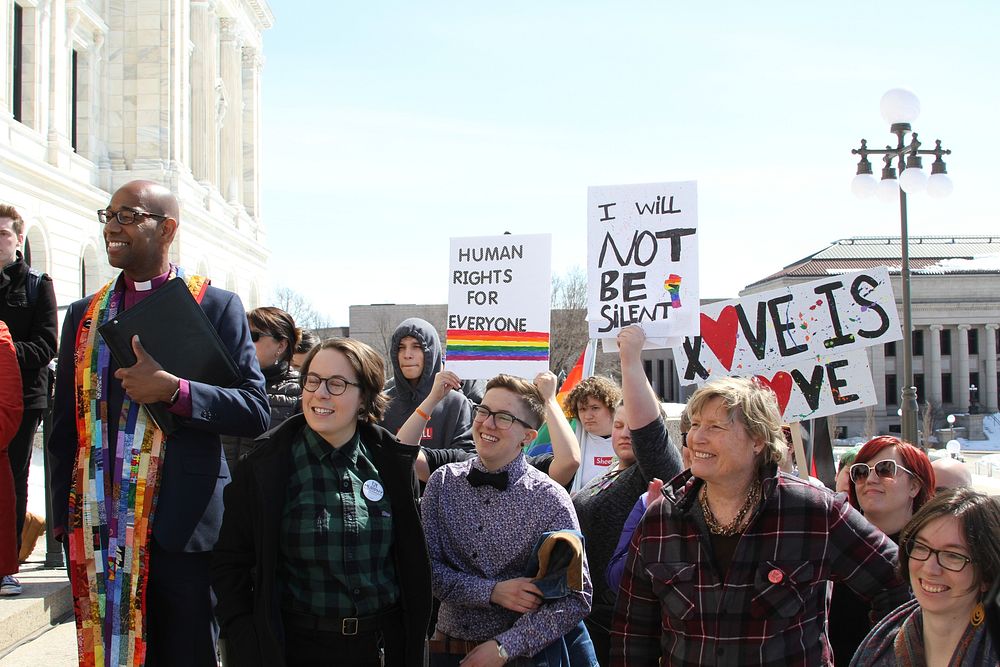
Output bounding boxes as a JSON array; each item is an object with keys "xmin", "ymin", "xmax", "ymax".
[{"xmin": 0, "ymin": 0, "xmax": 273, "ymax": 314}]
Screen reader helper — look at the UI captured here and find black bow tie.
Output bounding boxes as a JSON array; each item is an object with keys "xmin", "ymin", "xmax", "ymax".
[{"xmin": 467, "ymin": 467, "xmax": 509, "ymax": 491}]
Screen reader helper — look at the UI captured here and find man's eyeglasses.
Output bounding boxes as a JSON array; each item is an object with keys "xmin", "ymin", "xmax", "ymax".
[
  {"xmin": 97, "ymin": 208, "xmax": 169, "ymax": 226},
  {"xmin": 471, "ymin": 405, "xmax": 533, "ymax": 431},
  {"xmin": 849, "ymin": 458, "xmax": 915, "ymax": 484},
  {"xmin": 302, "ymin": 373, "xmax": 360, "ymax": 396},
  {"xmin": 906, "ymin": 539, "xmax": 973, "ymax": 572}
]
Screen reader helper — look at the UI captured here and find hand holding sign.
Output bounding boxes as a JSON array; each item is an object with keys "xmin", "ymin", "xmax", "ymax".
[
  {"xmin": 533, "ymin": 371, "xmax": 558, "ymax": 402},
  {"xmin": 616, "ymin": 325, "xmax": 646, "ymax": 365},
  {"xmin": 428, "ymin": 370, "xmax": 462, "ymax": 404}
]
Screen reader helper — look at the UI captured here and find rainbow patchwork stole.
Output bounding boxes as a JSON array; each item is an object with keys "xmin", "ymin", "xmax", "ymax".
[
  {"xmin": 68, "ymin": 271, "xmax": 209, "ymax": 667},
  {"xmin": 445, "ymin": 329, "xmax": 550, "ymax": 361}
]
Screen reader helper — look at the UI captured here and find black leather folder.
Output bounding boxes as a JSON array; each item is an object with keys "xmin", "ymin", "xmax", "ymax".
[{"xmin": 97, "ymin": 278, "xmax": 241, "ymax": 434}]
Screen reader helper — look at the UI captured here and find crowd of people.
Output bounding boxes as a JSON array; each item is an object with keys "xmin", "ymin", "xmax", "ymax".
[{"xmin": 1, "ymin": 180, "xmax": 999, "ymax": 667}]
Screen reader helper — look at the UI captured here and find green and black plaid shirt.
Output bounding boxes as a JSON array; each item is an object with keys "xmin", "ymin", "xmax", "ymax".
[{"xmin": 278, "ymin": 426, "xmax": 399, "ymax": 617}]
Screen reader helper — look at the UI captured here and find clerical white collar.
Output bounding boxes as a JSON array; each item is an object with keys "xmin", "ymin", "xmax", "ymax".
[{"xmin": 133, "ymin": 279, "xmax": 153, "ymax": 291}]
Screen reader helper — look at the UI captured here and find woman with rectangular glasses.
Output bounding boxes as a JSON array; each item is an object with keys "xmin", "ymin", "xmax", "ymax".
[
  {"xmin": 829, "ymin": 435, "xmax": 936, "ymax": 666},
  {"xmin": 851, "ymin": 487, "xmax": 1000, "ymax": 666}
]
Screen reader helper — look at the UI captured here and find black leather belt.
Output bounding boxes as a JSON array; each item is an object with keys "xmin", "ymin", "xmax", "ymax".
[{"xmin": 282, "ymin": 606, "xmax": 400, "ymax": 636}]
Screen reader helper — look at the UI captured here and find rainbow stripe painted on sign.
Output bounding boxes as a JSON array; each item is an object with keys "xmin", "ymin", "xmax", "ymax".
[
  {"xmin": 446, "ymin": 330, "xmax": 549, "ymax": 361},
  {"xmin": 663, "ymin": 274, "xmax": 682, "ymax": 308}
]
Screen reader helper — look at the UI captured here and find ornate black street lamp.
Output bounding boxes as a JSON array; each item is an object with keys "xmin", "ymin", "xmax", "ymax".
[{"xmin": 850, "ymin": 89, "xmax": 953, "ymax": 447}]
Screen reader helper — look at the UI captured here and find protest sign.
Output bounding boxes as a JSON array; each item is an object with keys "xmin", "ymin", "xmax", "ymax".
[
  {"xmin": 446, "ymin": 234, "xmax": 552, "ymax": 379},
  {"xmin": 587, "ymin": 181, "xmax": 699, "ymax": 343},
  {"xmin": 748, "ymin": 348, "xmax": 877, "ymax": 422},
  {"xmin": 671, "ymin": 267, "xmax": 901, "ymax": 421}
]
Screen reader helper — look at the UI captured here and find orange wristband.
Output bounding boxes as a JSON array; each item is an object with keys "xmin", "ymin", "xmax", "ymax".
[{"xmin": 415, "ymin": 407, "xmax": 430, "ymax": 421}]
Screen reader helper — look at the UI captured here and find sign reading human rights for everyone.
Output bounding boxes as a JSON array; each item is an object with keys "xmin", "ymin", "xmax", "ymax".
[
  {"xmin": 587, "ymin": 181, "xmax": 699, "ymax": 343},
  {"xmin": 446, "ymin": 234, "xmax": 552, "ymax": 379},
  {"xmin": 671, "ymin": 267, "xmax": 901, "ymax": 421}
]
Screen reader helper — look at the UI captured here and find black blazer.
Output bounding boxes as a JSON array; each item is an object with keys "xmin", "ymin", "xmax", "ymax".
[
  {"xmin": 212, "ymin": 414, "xmax": 433, "ymax": 667},
  {"xmin": 47, "ymin": 279, "xmax": 270, "ymax": 551}
]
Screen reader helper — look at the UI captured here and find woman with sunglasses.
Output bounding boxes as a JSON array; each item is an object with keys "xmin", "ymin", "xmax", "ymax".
[
  {"xmin": 829, "ymin": 435, "xmax": 936, "ymax": 665},
  {"xmin": 221, "ymin": 306, "xmax": 303, "ymax": 473},
  {"xmin": 213, "ymin": 337, "xmax": 432, "ymax": 666},
  {"xmin": 851, "ymin": 488, "xmax": 1000, "ymax": 666}
]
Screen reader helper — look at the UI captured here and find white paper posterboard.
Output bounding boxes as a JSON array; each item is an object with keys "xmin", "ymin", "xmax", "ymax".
[
  {"xmin": 446, "ymin": 234, "xmax": 552, "ymax": 379},
  {"xmin": 670, "ymin": 267, "xmax": 901, "ymax": 421},
  {"xmin": 587, "ymin": 181, "xmax": 699, "ymax": 343}
]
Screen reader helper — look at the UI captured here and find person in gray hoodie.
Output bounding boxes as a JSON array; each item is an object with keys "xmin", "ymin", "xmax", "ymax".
[{"xmin": 381, "ymin": 318, "xmax": 474, "ymax": 451}]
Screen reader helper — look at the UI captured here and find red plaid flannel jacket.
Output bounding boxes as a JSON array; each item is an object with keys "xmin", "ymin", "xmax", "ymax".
[{"xmin": 610, "ymin": 467, "xmax": 911, "ymax": 667}]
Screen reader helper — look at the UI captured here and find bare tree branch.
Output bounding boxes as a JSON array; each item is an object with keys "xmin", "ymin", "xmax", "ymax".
[{"xmin": 272, "ymin": 285, "xmax": 331, "ymax": 329}]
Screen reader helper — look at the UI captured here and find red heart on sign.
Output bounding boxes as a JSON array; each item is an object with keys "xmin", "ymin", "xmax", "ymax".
[
  {"xmin": 755, "ymin": 371, "xmax": 794, "ymax": 415},
  {"xmin": 700, "ymin": 306, "xmax": 739, "ymax": 371}
]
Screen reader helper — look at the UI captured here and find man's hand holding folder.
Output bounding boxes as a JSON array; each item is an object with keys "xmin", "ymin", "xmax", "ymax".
[{"xmin": 114, "ymin": 335, "xmax": 180, "ymax": 405}]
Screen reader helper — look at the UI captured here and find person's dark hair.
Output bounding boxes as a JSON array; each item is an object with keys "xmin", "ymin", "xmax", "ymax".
[
  {"xmin": 299, "ymin": 338, "xmax": 388, "ymax": 424},
  {"xmin": 848, "ymin": 435, "xmax": 935, "ymax": 512},
  {"xmin": 295, "ymin": 329, "xmax": 319, "ymax": 356},
  {"xmin": 898, "ymin": 488, "xmax": 1000, "ymax": 595},
  {"xmin": 483, "ymin": 374, "xmax": 544, "ymax": 429},
  {"xmin": 0, "ymin": 204, "xmax": 24, "ymax": 236},
  {"xmin": 248, "ymin": 306, "xmax": 299, "ymax": 364},
  {"xmin": 563, "ymin": 376, "xmax": 622, "ymax": 421}
]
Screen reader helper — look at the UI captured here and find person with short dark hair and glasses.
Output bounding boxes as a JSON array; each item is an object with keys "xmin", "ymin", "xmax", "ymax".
[
  {"xmin": 414, "ymin": 372, "xmax": 592, "ymax": 666},
  {"xmin": 213, "ymin": 337, "xmax": 432, "ymax": 666},
  {"xmin": 852, "ymin": 488, "xmax": 1000, "ymax": 666}
]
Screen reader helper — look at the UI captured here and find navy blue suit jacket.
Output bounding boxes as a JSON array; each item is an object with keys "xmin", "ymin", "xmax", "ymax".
[{"xmin": 48, "ymin": 278, "xmax": 269, "ymax": 553}]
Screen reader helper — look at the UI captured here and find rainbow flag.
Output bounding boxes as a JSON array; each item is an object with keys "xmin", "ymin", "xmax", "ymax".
[
  {"xmin": 446, "ymin": 329, "xmax": 549, "ymax": 361},
  {"xmin": 555, "ymin": 339, "xmax": 597, "ymax": 417}
]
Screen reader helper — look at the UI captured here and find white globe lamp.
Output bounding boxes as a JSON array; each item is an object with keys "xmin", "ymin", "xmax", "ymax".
[{"xmin": 881, "ymin": 89, "xmax": 921, "ymax": 125}]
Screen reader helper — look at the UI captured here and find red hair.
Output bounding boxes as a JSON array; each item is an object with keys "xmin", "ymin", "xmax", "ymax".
[{"xmin": 847, "ymin": 435, "xmax": 935, "ymax": 512}]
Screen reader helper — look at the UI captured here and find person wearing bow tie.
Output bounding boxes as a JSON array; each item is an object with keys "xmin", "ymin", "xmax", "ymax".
[{"xmin": 417, "ymin": 372, "xmax": 592, "ymax": 666}]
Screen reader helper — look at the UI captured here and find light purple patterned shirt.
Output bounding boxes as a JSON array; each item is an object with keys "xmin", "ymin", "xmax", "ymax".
[{"xmin": 421, "ymin": 453, "xmax": 592, "ymax": 660}]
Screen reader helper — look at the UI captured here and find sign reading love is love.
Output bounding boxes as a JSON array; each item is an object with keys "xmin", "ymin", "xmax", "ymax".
[
  {"xmin": 587, "ymin": 181, "xmax": 699, "ymax": 342},
  {"xmin": 446, "ymin": 233, "xmax": 552, "ymax": 379},
  {"xmin": 671, "ymin": 267, "xmax": 902, "ymax": 421}
]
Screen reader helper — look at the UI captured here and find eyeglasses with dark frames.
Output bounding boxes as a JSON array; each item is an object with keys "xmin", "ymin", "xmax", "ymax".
[
  {"xmin": 906, "ymin": 539, "xmax": 973, "ymax": 572},
  {"xmin": 302, "ymin": 374, "xmax": 360, "ymax": 396},
  {"xmin": 250, "ymin": 330, "xmax": 282, "ymax": 343},
  {"xmin": 849, "ymin": 458, "xmax": 916, "ymax": 484},
  {"xmin": 97, "ymin": 208, "xmax": 169, "ymax": 226},
  {"xmin": 471, "ymin": 404, "xmax": 533, "ymax": 431}
]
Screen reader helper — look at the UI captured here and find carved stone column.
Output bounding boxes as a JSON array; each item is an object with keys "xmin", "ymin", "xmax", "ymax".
[
  {"xmin": 218, "ymin": 17, "xmax": 243, "ymax": 205},
  {"xmin": 241, "ymin": 46, "xmax": 262, "ymax": 218},
  {"xmin": 189, "ymin": 1, "xmax": 217, "ymax": 183},
  {"xmin": 927, "ymin": 324, "xmax": 942, "ymax": 408},
  {"xmin": 956, "ymin": 324, "xmax": 971, "ymax": 412},
  {"xmin": 985, "ymin": 324, "xmax": 998, "ymax": 413}
]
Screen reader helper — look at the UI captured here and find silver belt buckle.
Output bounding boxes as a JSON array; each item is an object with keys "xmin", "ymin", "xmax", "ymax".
[{"xmin": 342, "ymin": 617, "xmax": 359, "ymax": 635}]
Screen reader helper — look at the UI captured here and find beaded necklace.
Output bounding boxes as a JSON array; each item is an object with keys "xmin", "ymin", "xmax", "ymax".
[{"xmin": 700, "ymin": 479, "xmax": 762, "ymax": 536}]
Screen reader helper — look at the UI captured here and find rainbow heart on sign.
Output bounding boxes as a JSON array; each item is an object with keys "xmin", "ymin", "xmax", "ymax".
[
  {"xmin": 754, "ymin": 371, "xmax": 794, "ymax": 415},
  {"xmin": 700, "ymin": 306, "xmax": 739, "ymax": 371}
]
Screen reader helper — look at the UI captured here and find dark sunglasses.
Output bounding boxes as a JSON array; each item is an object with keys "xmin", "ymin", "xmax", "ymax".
[
  {"xmin": 849, "ymin": 458, "xmax": 915, "ymax": 484},
  {"xmin": 250, "ymin": 330, "xmax": 281, "ymax": 343}
]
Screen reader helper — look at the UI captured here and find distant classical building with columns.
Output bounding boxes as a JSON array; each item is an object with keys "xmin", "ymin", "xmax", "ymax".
[
  {"xmin": 0, "ymin": 0, "xmax": 272, "ymax": 314},
  {"xmin": 744, "ymin": 236, "xmax": 1000, "ymax": 439}
]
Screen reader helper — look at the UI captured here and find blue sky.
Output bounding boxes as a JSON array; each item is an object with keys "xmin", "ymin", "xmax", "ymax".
[{"xmin": 260, "ymin": 2, "xmax": 999, "ymax": 325}]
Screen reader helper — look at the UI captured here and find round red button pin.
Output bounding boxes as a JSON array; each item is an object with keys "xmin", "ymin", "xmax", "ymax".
[{"xmin": 768, "ymin": 569, "xmax": 783, "ymax": 584}]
